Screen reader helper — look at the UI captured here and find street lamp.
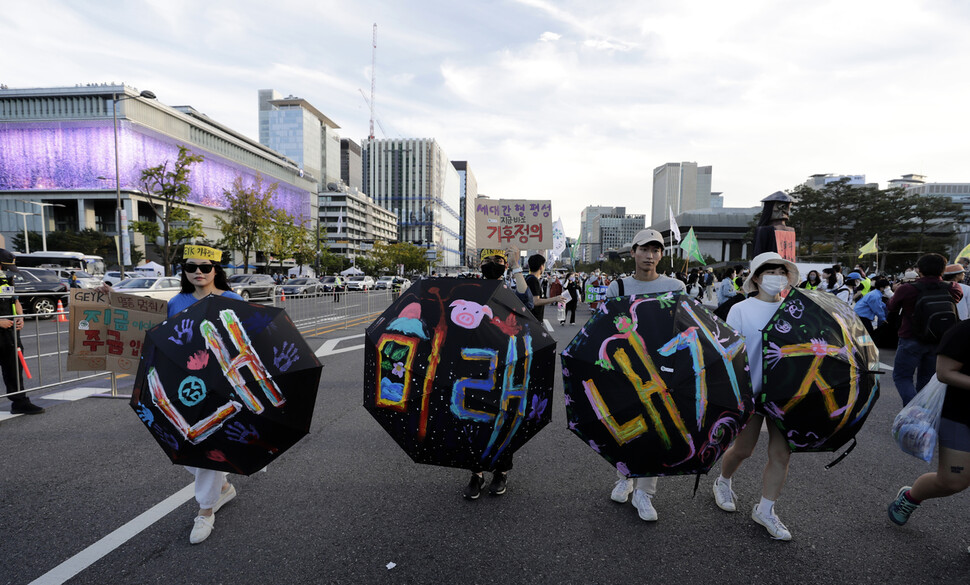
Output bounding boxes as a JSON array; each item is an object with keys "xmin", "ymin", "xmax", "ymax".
[
  {"xmin": 20, "ymin": 200, "xmax": 64, "ymax": 251},
  {"xmin": 5, "ymin": 210, "xmax": 38, "ymax": 253},
  {"xmin": 112, "ymin": 89, "xmax": 157, "ymax": 279}
]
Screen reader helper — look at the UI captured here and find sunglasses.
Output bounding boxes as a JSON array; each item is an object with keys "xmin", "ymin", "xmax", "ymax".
[{"xmin": 183, "ymin": 263, "xmax": 215, "ymax": 274}]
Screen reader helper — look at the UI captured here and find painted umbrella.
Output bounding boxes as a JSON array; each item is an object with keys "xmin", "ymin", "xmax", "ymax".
[
  {"xmin": 562, "ymin": 291, "xmax": 753, "ymax": 477},
  {"xmin": 130, "ymin": 295, "xmax": 322, "ymax": 475},
  {"xmin": 760, "ymin": 287, "xmax": 880, "ymax": 453},
  {"xmin": 363, "ymin": 278, "xmax": 556, "ymax": 471}
]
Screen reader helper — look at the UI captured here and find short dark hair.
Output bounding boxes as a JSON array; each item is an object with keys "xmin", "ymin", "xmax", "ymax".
[
  {"xmin": 528, "ymin": 254, "xmax": 546, "ymax": 272},
  {"xmin": 631, "ymin": 242, "xmax": 663, "ymax": 255},
  {"xmin": 874, "ymin": 278, "xmax": 891, "ymax": 289},
  {"xmin": 753, "ymin": 262, "xmax": 789, "ymax": 279},
  {"xmin": 916, "ymin": 253, "xmax": 947, "ymax": 277}
]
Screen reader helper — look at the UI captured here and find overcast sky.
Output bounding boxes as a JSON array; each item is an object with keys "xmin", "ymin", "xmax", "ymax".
[{"xmin": 3, "ymin": 0, "xmax": 969, "ymax": 236}]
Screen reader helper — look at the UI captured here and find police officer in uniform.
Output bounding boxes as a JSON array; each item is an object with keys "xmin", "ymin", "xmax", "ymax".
[{"xmin": 0, "ymin": 249, "xmax": 43, "ymax": 415}]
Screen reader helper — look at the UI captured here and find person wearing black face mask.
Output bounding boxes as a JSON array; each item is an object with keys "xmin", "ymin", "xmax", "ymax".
[
  {"xmin": 462, "ymin": 247, "xmax": 536, "ymax": 501},
  {"xmin": 0, "ymin": 249, "xmax": 43, "ymax": 415}
]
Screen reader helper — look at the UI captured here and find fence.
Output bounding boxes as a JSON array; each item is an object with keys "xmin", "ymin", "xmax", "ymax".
[{"xmin": 0, "ymin": 288, "xmax": 399, "ymax": 404}]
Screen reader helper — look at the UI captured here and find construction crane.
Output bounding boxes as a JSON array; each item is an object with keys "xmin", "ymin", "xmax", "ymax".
[
  {"xmin": 368, "ymin": 23, "xmax": 377, "ymax": 140},
  {"xmin": 359, "ymin": 89, "xmax": 388, "ymax": 138}
]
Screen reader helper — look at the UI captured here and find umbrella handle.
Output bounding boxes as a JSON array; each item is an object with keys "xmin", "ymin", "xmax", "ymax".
[{"xmin": 824, "ymin": 437, "xmax": 857, "ymax": 469}]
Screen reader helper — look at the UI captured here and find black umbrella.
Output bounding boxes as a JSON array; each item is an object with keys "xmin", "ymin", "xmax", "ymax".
[
  {"xmin": 760, "ymin": 288, "xmax": 880, "ymax": 454},
  {"xmin": 363, "ymin": 278, "xmax": 556, "ymax": 470},
  {"xmin": 130, "ymin": 295, "xmax": 322, "ymax": 475},
  {"xmin": 562, "ymin": 292, "xmax": 753, "ymax": 477}
]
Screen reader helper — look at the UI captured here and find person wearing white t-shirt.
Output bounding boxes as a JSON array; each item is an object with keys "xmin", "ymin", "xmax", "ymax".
[
  {"xmin": 943, "ymin": 264, "xmax": 970, "ymax": 320},
  {"xmin": 711, "ymin": 252, "xmax": 800, "ymax": 541},
  {"xmin": 604, "ymin": 229, "xmax": 686, "ymax": 522}
]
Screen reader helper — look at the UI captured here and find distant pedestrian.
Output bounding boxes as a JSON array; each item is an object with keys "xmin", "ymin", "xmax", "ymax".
[{"xmin": 942, "ymin": 264, "xmax": 970, "ymax": 321}]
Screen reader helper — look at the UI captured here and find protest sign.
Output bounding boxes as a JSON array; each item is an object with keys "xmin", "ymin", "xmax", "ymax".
[
  {"xmin": 475, "ymin": 198, "xmax": 552, "ymax": 249},
  {"xmin": 67, "ymin": 290, "xmax": 168, "ymax": 374}
]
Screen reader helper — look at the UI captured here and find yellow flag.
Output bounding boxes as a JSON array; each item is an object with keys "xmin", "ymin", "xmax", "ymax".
[
  {"xmin": 858, "ymin": 234, "xmax": 878, "ymax": 258},
  {"xmin": 955, "ymin": 242, "xmax": 970, "ymax": 263}
]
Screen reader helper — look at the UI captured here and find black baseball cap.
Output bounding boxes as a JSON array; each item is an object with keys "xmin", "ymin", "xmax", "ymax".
[{"xmin": 0, "ymin": 249, "xmax": 18, "ymax": 271}]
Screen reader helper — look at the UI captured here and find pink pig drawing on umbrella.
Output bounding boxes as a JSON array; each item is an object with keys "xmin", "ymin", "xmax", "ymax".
[{"xmin": 449, "ymin": 300, "xmax": 494, "ymax": 329}]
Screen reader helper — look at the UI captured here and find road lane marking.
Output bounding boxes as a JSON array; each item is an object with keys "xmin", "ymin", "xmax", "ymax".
[
  {"xmin": 29, "ymin": 483, "xmax": 195, "ymax": 585},
  {"xmin": 543, "ymin": 319, "xmax": 553, "ymax": 332},
  {"xmin": 315, "ymin": 333, "xmax": 366, "ymax": 357}
]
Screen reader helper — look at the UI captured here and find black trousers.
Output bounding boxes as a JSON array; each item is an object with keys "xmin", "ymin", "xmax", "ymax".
[
  {"xmin": 565, "ymin": 300, "xmax": 577, "ymax": 324},
  {"xmin": 0, "ymin": 343, "xmax": 26, "ymax": 405},
  {"xmin": 470, "ymin": 453, "xmax": 513, "ymax": 474}
]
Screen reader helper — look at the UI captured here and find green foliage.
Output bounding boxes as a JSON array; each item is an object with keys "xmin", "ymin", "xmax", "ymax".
[
  {"xmin": 789, "ymin": 178, "xmax": 967, "ymax": 274},
  {"xmin": 133, "ymin": 145, "xmax": 205, "ymax": 275},
  {"xmin": 371, "ymin": 241, "xmax": 430, "ymax": 274},
  {"xmin": 217, "ymin": 174, "xmax": 279, "ymax": 274}
]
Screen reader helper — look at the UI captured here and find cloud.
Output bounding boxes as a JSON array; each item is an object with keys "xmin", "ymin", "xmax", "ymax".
[{"xmin": 539, "ymin": 32, "xmax": 561, "ymax": 42}]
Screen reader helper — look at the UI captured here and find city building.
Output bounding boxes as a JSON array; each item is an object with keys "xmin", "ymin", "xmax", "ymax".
[
  {"xmin": 258, "ymin": 89, "xmax": 341, "ymax": 188},
  {"xmin": 0, "ymin": 84, "xmax": 317, "ymax": 266},
  {"xmin": 362, "ymin": 138, "xmax": 462, "ymax": 268},
  {"xmin": 591, "ymin": 212, "xmax": 645, "ymax": 259},
  {"xmin": 651, "ymin": 162, "xmax": 713, "ymax": 225},
  {"xmin": 319, "ymin": 184, "xmax": 397, "ymax": 263},
  {"xmin": 803, "ymin": 173, "xmax": 869, "ymax": 189},
  {"xmin": 452, "ymin": 161, "xmax": 477, "ymax": 268},
  {"xmin": 341, "ymin": 138, "xmax": 363, "ymax": 192},
  {"xmin": 650, "ymin": 207, "xmax": 760, "ymax": 264},
  {"xmin": 579, "ymin": 206, "xmax": 616, "ymax": 263},
  {"xmin": 890, "ymin": 174, "xmax": 970, "ymax": 253}
]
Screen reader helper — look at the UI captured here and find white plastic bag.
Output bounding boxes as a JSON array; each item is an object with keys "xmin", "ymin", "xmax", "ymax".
[{"xmin": 892, "ymin": 375, "xmax": 947, "ymax": 462}]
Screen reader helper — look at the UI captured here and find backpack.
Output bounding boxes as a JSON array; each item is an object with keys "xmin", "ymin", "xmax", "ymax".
[{"xmin": 910, "ymin": 282, "xmax": 958, "ymax": 344}]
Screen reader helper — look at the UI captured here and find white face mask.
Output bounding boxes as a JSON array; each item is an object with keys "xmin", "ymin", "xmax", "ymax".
[{"xmin": 759, "ymin": 274, "xmax": 789, "ymax": 296}]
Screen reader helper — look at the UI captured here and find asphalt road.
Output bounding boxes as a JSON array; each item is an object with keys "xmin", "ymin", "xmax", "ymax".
[{"xmin": 2, "ymin": 304, "xmax": 968, "ymax": 585}]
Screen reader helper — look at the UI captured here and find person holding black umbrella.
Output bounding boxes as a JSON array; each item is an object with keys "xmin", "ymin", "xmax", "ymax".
[
  {"xmin": 711, "ymin": 251, "xmax": 799, "ymax": 541},
  {"xmin": 603, "ymin": 229, "xmax": 685, "ymax": 522},
  {"xmin": 462, "ymin": 247, "xmax": 535, "ymax": 500},
  {"xmin": 167, "ymin": 245, "xmax": 246, "ymax": 544}
]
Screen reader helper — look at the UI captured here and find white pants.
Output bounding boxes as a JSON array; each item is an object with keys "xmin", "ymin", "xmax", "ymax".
[
  {"xmin": 616, "ymin": 468, "xmax": 658, "ymax": 496},
  {"xmin": 187, "ymin": 467, "xmax": 228, "ymax": 509}
]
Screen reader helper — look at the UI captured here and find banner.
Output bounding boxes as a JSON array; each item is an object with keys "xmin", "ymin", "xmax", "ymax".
[
  {"xmin": 775, "ymin": 231, "xmax": 796, "ymax": 262},
  {"xmin": 858, "ymin": 234, "xmax": 878, "ymax": 258},
  {"xmin": 67, "ymin": 289, "xmax": 168, "ymax": 375},
  {"xmin": 551, "ymin": 218, "xmax": 566, "ymax": 261},
  {"xmin": 475, "ymin": 198, "xmax": 553, "ymax": 249},
  {"xmin": 584, "ymin": 284, "xmax": 608, "ymax": 303}
]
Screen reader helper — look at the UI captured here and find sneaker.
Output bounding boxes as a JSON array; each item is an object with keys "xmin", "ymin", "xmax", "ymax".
[
  {"xmin": 631, "ymin": 489, "xmax": 658, "ymax": 522},
  {"xmin": 751, "ymin": 505, "xmax": 792, "ymax": 541},
  {"xmin": 712, "ymin": 478, "xmax": 737, "ymax": 512},
  {"xmin": 10, "ymin": 401, "xmax": 44, "ymax": 415},
  {"xmin": 488, "ymin": 472, "xmax": 508, "ymax": 496},
  {"xmin": 213, "ymin": 484, "xmax": 236, "ymax": 513},
  {"xmin": 189, "ymin": 514, "xmax": 215, "ymax": 544},
  {"xmin": 611, "ymin": 478, "xmax": 635, "ymax": 503},
  {"xmin": 463, "ymin": 474, "xmax": 485, "ymax": 500},
  {"xmin": 888, "ymin": 486, "xmax": 920, "ymax": 526}
]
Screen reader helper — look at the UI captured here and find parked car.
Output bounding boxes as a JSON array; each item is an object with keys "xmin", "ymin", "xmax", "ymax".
[
  {"xmin": 375, "ymin": 276, "xmax": 411, "ymax": 291},
  {"xmin": 45, "ymin": 267, "xmax": 101, "ymax": 289},
  {"xmin": 101, "ymin": 271, "xmax": 129, "ymax": 287},
  {"xmin": 113, "ymin": 276, "xmax": 182, "ymax": 301},
  {"xmin": 280, "ymin": 277, "xmax": 324, "ymax": 298},
  {"xmin": 319, "ymin": 276, "xmax": 346, "ymax": 292},
  {"xmin": 10, "ymin": 268, "xmax": 69, "ymax": 319},
  {"xmin": 345, "ymin": 275, "xmax": 375, "ymax": 291},
  {"xmin": 228, "ymin": 273, "xmax": 278, "ymax": 301}
]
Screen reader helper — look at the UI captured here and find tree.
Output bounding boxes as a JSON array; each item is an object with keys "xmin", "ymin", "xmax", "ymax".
[
  {"xmin": 372, "ymin": 241, "xmax": 431, "ymax": 274},
  {"xmin": 131, "ymin": 145, "xmax": 205, "ymax": 275},
  {"xmin": 264, "ymin": 207, "xmax": 303, "ymax": 275},
  {"xmin": 217, "ymin": 175, "xmax": 278, "ymax": 274}
]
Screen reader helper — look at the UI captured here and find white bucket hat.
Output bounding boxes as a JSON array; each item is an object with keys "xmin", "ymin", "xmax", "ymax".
[{"xmin": 743, "ymin": 252, "xmax": 800, "ymax": 294}]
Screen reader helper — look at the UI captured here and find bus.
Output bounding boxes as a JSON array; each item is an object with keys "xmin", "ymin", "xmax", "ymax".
[{"xmin": 14, "ymin": 251, "xmax": 106, "ymax": 276}]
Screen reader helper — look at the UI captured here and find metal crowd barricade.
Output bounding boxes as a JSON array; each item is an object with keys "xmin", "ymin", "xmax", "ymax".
[
  {"xmin": 0, "ymin": 292, "xmax": 111, "ymax": 405},
  {"xmin": 0, "ymin": 287, "xmax": 403, "ymax": 407}
]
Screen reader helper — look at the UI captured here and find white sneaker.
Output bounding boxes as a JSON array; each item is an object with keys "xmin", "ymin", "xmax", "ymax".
[
  {"xmin": 610, "ymin": 477, "xmax": 635, "ymax": 503},
  {"xmin": 190, "ymin": 514, "xmax": 215, "ymax": 544},
  {"xmin": 213, "ymin": 484, "xmax": 236, "ymax": 513},
  {"xmin": 712, "ymin": 478, "xmax": 737, "ymax": 512},
  {"xmin": 751, "ymin": 505, "xmax": 792, "ymax": 541},
  {"xmin": 631, "ymin": 489, "xmax": 658, "ymax": 522}
]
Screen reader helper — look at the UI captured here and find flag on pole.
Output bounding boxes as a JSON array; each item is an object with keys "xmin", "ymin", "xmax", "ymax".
[
  {"xmin": 571, "ymin": 232, "xmax": 582, "ymax": 264},
  {"xmin": 551, "ymin": 218, "xmax": 566, "ymax": 261},
  {"xmin": 858, "ymin": 234, "xmax": 878, "ymax": 258},
  {"xmin": 668, "ymin": 207, "xmax": 682, "ymax": 244},
  {"xmin": 680, "ymin": 227, "xmax": 705, "ymax": 265}
]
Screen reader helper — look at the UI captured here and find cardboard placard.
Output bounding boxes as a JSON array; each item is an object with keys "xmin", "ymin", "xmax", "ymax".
[
  {"xmin": 775, "ymin": 230, "xmax": 796, "ymax": 262},
  {"xmin": 67, "ymin": 289, "xmax": 168, "ymax": 375},
  {"xmin": 474, "ymin": 198, "xmax": 553, "ymax": 249}
]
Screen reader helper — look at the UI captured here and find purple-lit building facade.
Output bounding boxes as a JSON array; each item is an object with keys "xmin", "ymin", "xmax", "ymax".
[{"xmin": 0, "ymin": 84, "xmax": 317, "ymax": 266}]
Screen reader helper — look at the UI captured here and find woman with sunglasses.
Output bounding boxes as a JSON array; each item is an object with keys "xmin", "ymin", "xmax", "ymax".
[{"xmin": 168, "ymin": 246, "xmax": 244, "ymax": 544}]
